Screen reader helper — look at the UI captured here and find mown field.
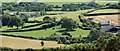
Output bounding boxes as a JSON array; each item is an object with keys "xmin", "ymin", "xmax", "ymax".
[
  {"xmin": 90, "ymin": 14, "xmax": 119, "ymax": 26},
  {"xmin": 1, "ymin": 36, "xmax": 64, "ymax": 49},
  {"xmin": 88, "ymin": 9, "xmax": 120, "ymax": 14}
]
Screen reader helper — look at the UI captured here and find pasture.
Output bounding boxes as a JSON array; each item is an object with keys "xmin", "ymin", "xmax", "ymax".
[{"xmin": 2, "ymin": 27, "xmax": 90, "ymax": 38}]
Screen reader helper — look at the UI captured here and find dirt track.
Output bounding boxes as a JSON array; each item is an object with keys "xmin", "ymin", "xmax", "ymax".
[
  {"xmin": 90, "ymin": 14, "xmax": 120, "ymax": 26},
  {"xmin": 0, "ymin": 36, "xmax": 64, "ymax": 49}
]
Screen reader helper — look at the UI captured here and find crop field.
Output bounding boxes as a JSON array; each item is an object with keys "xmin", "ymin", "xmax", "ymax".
[
  {"xmin": 0, "ymin": 36, "xmax": 64, "ymax": 49},
  {"xmin": 90, "ymin": 14, "xmax": 120, "ymax": 26},
  {"xmin": 88, "ymin": 9, "xmax": 120, "ymax": 14}
]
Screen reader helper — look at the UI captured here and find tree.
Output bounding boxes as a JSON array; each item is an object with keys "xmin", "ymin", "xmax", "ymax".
[
  {"xmin": 43, "ymin": 16, "xmax": 54, "ymax": 23},
  {"xmin": 2, "ymin": 13, "xmax": 11, "ymax": 26},
  {"xmin": 41, "ymin": 41, "xmax": 44, "ymax": 46},
  {"xmin": 87, "ymin": 28, "xmax": 103, "ymax": 42},
  {"xmin": 40, "ymin": 11, "xmax": 47, "ymax": 16},
  {"xmin": 60, "ymin": 17, "xmax": 77, "ymax": 31},
  {"xmin": 23, "ymin": 17, "xmax": 28, "ymax": 22},
  {"xmin": 7, "ymin": 16, "xmax": 24, "ymax": 29}
]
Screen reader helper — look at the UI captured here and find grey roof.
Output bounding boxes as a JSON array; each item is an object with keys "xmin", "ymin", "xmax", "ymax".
[
  {"xmin": 101, "ymin": 26, "xmax": 114, "ymax": 32},
  {"xmin": 99, "ymin": 22, "xmax": 110, "ymax": 26}
]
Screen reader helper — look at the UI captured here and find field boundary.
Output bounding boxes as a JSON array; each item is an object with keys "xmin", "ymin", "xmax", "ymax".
[
  {"xmin": 84, "ymin": 12, "xmax": 120, "ymax": 16},
  {"xmin": 0, "ymin": 34, "xmax": 46, "ymax": 40}
]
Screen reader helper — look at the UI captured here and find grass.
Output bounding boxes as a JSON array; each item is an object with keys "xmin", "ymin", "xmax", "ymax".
[
  {"xmin": 24, "ymin": 23, "xmax": 38, "ymax": 26},
  {"xmin": 28, "ymin": 9, "xmax": 95, "ymax": 21},
  {"xmin": 2, "ymin": 27, "xmax": 90, "ymax": 38}
]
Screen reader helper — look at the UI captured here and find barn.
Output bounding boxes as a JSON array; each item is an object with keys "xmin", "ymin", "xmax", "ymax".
[{"xmin": 100, "ymin": 26, "xmax": 119, "ymax": 33}]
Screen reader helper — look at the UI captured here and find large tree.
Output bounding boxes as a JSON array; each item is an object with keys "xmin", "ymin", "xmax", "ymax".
[
  {"xmin": 60, "ymin": 17, "xmax": 77, "ymax": 31},
  {"xmin": 2, "ymin": 13, "xmax": 11, "ymax": 26},
  {"xmin": 7, "ymin": 16, "xmax": 24, "ymax": 29}
]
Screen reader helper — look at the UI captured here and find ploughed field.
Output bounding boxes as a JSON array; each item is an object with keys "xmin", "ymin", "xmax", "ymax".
[
  {"xmin": 90, "ymin": 14, "xmax": 120, "ymax": 26},
  {"xmin": 0, "ymin": 36, "xmax": 64, "ymax": 49}
]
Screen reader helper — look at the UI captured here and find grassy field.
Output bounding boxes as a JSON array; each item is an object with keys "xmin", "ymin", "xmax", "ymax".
[
  {"xmin": 28, "ymin": 9, "xmax": 95, "ymax": 21},
  {"xmin": 2, "ymin": 27, "xmax": 90, "ymax": 38}
]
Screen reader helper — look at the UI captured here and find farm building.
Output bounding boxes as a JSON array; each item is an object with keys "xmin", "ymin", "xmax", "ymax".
[
  {"xmin": 99, "ymin": 22, "xmax": 110, "ymax": 26},
  {"xmin": 100, "ymin": 26, "xmax": 119, "ymax": 33}
]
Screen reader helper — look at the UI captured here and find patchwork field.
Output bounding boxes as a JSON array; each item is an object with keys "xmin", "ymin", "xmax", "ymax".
[
  {"xmin": 0, "ymin": 36, "xmax": 64, "ymax": 49},
  {"xmin": 90, "ymin": 14, "xmax": 120, "ymax": 26}
]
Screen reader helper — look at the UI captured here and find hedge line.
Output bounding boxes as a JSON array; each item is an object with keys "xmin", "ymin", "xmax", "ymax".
[
  {"xmin": 84, "ymin": 12, "xmax": 120, "ymax": 16},
  {"xmin": 1, "ymin": 34, "xmax": 46, "ymax": 40},
  {"xmin": 2, "ymin": 23, "xmax": 57, "ymax": 32},
  {"xmin": 22, "ymin": 22, "xmax": 44, "ymax": 28}
]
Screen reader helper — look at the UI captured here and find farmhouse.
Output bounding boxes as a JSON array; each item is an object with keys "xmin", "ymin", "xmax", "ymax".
[{"xmin": 100, "ymin": 26, "xmax": 119, "ymax": 33}]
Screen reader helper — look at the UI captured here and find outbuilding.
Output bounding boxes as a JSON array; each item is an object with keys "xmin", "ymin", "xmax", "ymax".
[{"xmin": 100, "ymin": 26, "xmax": 119, "ymax": 33}]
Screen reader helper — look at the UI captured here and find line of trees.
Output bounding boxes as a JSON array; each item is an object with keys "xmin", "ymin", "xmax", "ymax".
[{"xmin": 3, "ymin": 2, "xmax": 119, "ymax": 12}]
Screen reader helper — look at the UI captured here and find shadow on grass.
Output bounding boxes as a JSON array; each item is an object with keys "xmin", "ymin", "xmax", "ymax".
[{"xmin": 57, "ymin": 29, "xmax": 76, "ymax": 33}]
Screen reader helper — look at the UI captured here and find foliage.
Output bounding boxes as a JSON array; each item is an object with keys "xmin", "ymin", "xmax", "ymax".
[
  {"xmin": 2, "ymin": 2, "xmax": 108, "ymax": 11},
  {"xmin": 43, "ymin": 16, "xmax": 55, "ymax": 23},
  {"xmin": 60, "ymin": 17, "xmax": 78, "ymax": 31},
  {"xmin": 78, "ymin": 14, "xmax": 100, "ymax": 30},
  {"xmin": 2, "ymin": 13, "xmax": 24, "ymax": 29},
  {"xmin": 61, "ymin": 32, "xmax": 72, "ymax": 37},
  {"xmin": 41, "ymin": 41, "xmax": 44, "ymax": 46},
  {"xmin": 87, "ymin": 28, "xmax": 103, "ymax": 42}
]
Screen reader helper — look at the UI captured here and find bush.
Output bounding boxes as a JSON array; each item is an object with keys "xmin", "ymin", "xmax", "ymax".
[{"xmin": 61, "ymin": 32, "xmax": 72, "ymax": 37}]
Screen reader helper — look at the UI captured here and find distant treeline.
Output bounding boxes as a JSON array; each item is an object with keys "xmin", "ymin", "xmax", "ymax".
[{"xmin": 2, "ymin": 2, "xmax": 120, "ymax": 11}]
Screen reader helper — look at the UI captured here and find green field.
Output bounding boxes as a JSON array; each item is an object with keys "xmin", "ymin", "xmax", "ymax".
[{"xmin": 2, "ymin": 27, "xmax": 90, "ymax": 38}]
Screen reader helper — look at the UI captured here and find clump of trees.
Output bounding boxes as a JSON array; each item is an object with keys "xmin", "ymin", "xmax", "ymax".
[
  {"xmin": 2, "ymin": 13, "xmax": 24, "ymax": 29},
  {"xmin": 60, "ymin": 17, "xmax": 78, "ymax": 31},
  {"xmin": 43, "ymin": 16, "xmax": 55, "ymax": 23},
  {"xmin": 78, "ymin": 14, "xmax": 100, "ymax": 30}
]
